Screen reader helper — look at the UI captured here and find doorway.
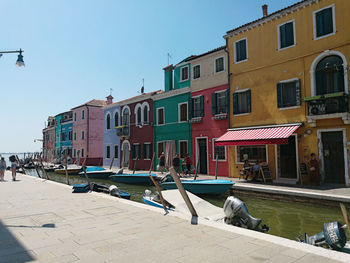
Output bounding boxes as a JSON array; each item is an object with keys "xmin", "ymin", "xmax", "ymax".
[
  {"xmin": 122, "ymin": 141, "xmax": 130, "ymax": 168},
  {"xmin": 276, "ymin": 135, "xmax": 298, "ymax": 181},
  {"xmin": 321, "ymin": 131, "xmax": 345, "ymax": 184},
  {"xmin": 197, "ymin": 138, "xmax": 208, "ymax": 174}
]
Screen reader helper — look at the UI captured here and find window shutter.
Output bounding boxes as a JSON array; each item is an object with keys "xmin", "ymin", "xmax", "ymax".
[
  {"xmin": 295, "ymin": 79, "xmax": 301, "ymax": 106},
  {"xmin": 212, "ymin": 93, "xmax": 217, "ymax": 115},
  {"xmin": 233, "ymin": 93, "xmax": 239, "ymax": 114},
  {"xmin": 200, "ymin": 95, "xmax": 205, "ymax": 117},
  {"xmin": 280, "ymin": 25, "xmax": 286, "ymax": 48},
  {"xmin": 132, "ymin": 145, "xmax": 136, "ymax": 159},
  {"xmin": 235, "ymin": 42, "xmax": 240, "ymax": 62},
  {"xmin": 241, "ymin": 40, "xmax": 247, "ymax": 60},
  {"xmin": 324, "ymin": 8, "xmax": 333, "ymax": 35},
  {"xmin": 316, "ymin": 12, "xmax": 323, "ymax": 37},
  {"xmin": 143, "ymin": 144, "xmax": 146, "ymax": 159},
  {"xmin": 277, "ymin": 83, "xmax": 282, "ymax": 108},
  {"xmin": 225, "ymin": 89, "xmax": 230, "ymax": 113},
  {"xmin": 246, "ymin": 90, "xmax": 251, "ymax": 113},
  {"xmin": 188, "ymin": 98, "xmax": 192, "ymax": 119},
  {"xmin": 286, "ymin": 22, "xmax": 294, "ymax": 46},
  {"xmin": 149, "ymin": 143, "xmax": 152, "ymax": 159}
]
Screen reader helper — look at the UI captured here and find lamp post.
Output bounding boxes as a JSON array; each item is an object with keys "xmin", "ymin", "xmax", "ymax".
[{"xmin": 0, "ymin": 49, "xmax": 25, "ymax": 67}]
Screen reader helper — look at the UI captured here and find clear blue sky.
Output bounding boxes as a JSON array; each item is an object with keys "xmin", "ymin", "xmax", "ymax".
[{"xmin": 0, "ymin": 0, "xmax": 300, "ymax": 153}]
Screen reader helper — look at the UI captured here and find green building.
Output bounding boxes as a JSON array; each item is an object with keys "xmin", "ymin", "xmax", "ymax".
[
  {"xmin": 153, "ymin": 58, "xmax": 193, "ymax": 169},
  {"xmin": 55, "ymin": 113, "xmax": 62, "ymax": 159}
]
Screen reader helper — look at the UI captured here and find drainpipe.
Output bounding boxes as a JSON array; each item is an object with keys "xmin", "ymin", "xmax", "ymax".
[
  {"xmin": 87, "ymin": 106, "xmax": 90, "ymax": 165},
  {"xmin": 225, "ymin": 37, "xmax": 231, "ymax": 129}
]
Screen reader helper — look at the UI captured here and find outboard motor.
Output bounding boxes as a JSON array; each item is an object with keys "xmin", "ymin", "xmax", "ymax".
[
  {"xmin": 223, "ymin": 196, "xmax": 269, "ymax": 232},
  {"xmin": 109, "ymin": 185, "xmax": 121, "ymax": 197},
  {"xmin": 298, "ymin": 221, "xmax": 346, "ymax": 250}
]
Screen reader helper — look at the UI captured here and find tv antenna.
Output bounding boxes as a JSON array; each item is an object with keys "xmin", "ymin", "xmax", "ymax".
[{"xmin": 167, "ymin": 53, "xmax": 172, "ymax": 65}]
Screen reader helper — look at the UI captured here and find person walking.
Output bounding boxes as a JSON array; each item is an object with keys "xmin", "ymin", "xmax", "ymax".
[
  {"xmin": 184, "ymin": 153, "xmax": 192, "ymax": 175},
  {"xmin": 11, "ymin": 159, "xmax": 17, "ymax": 181},
  {"xmin": 0, "ymin": 157, "xmax": 6, "ymax": 181},
  {"xmin": 308, "ymin": 153, "xmax": 320, "ymax": 185},
  {"xmin": 172, "ymin": 154, "xmax": 180, "ymax": 175},
  {"xmin": 159, "ymin": 152, "xmax": 166, "ymax": 174}
]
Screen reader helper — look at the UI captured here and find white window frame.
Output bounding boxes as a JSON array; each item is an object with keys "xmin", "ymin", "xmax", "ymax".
[
  {"xmin": 113, "ymin": 109, "xmax": 120, "ymax": 127},
  {"xmin": 212, "ymin": 138, "xmax": 227, "ymax": 162},
  {"xmin": 134, "ymin": 103, "xmax": 142, "ymax": 127},
  {"xmin": 178, "ymin": 102, "xmax": 188, "ymax": 123},
  {"xmin": 214, "ymin": 56, "xmax": 225, "ymax": 74},
  {"xmin": 105, "ymin": 113, "xmax": 111, "ymax": 130},
  {"xmin": 143, "ymin": 142, "xmax": 152, "ymax": 160},
  {"xmin": 313, "ymin": 4, "xmax": 336, "ymax": 41},
  {"xmin": 141, "ymin": 101, "xmax": 150, "ymax": 125},
  {"xmin": 132, "ymin": 143, "xmax": 141, "ymax": 160},
  {"xmin": 277, "ymin": 19, "xmax": 296, "ymax": 51},
  {"xmin": 234, "ymin": 37, "xmax": 248, "ymax": 64},
  {"xmin": 180, "ymin": 65, "xmax": 189, "ymax": 82},
  {"xmin": 157, "ymin": 107, "xmax": 165, "ymax": 126},
  {"xmin": 178, "ymin": 140, "xmax": 188, "ymax": 159},
  {"xmin": 277, "ymin": 77, "xmax": 301, "ymax": 110},
  {"xmin": 192, "ymin": 64, "xmax": 201, "ymax": 80},
  {"xmin": 235, "ymin": 145, "xmax": 268, "ymax": 164},
  {"xmin": 233, "ymin": 88, "xmax": 251, "ymax": 116}
]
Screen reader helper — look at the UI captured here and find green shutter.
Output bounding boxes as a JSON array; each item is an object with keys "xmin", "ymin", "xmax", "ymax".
[
  {"xmin": 225, "ymin": 89, "xmax": 230, "ymax": 113},
  {"xmin": 235, "ymin": 42, "xmax": 241, "ymax": 62},
  {"xmin": 277, "ymin": 83, "xmax": 282, "ymax": 108},
  {"xmin": 200, "ymin": 95, "xmax": 205, "ymax": 117},
  {"xmin": 212, "ymin": 93, "xmax": 217, "ymax": 115},
  {"xmin": 286, "ymin": 22, "xmax": 294, "ymax": 46},
  {"xmin": 280, "ymin": 25, "xmax": 286, "ymax": 48},
  {"xmin": 233, "ymin": 93, "xmax": 239, "ymax": 114},
  {"xmin": 295, "ymin": 79, "xmax": 301, "ymax": 106},
  {"xmin": 247, "ymin": 90, "xmax": 251, "ymax": 113},
  {"xmin": 241, "ymin": 40, "xmax": 247, "ymax": 60},
  {"xmin": 143, "ymin": 144, "xmax": 146, "ymax": 159},
  {"xmin": 132, "ymin": 145, "xmax": 136, "ymax": 159},
  {"xmin": 323, "ymin": 8, "xmax": 333, "ymax": 35},
  {"xmin": 188, "ymin": 98, "xmax": 192, "ymax": 119}
]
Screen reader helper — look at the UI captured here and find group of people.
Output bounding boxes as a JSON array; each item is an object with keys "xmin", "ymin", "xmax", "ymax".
[
  {"xmin": 158, "ymin": 152, "xmax": 192, "ymax": 175},
  {"xmin": 243, "ymin": 160, "xmax": 262, "ymax": 182},
  {"xmin": 0, "ymin": 157, "xmax": 17, "ymax": 181}
]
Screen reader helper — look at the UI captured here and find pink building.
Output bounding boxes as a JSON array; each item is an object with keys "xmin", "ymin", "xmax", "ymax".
[
  {"xmin": 42, "ymin": 116, "xmax": 56, "ymax": 162},
  {"xmin": 72, "ymin": 99, "xmax": 106, "ymax": 165}
]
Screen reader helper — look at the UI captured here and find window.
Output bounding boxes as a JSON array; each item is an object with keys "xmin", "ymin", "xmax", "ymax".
[
  {"xmin": 179, "ymin": 103, "xmax": 188, "ymax": 122},
  {"xmin": 106, "ymin": 146, "xmax": 110, "ymax": 159},
  {"xmin": 74, "ymin": 132, "xmax": 76, "ymax": 141},
  {"xmin": 314, "ymin": 5, "xmax": 335, "ymax": 39},
  {"xmin": 213, "ymin": 139, "xmax": 226, "ymax": 160},
  {"xmin": 114, "ymin": 145, "xmax": 119, "ymax": 159},
  {"xmin": 191, "ymin": 96, "xmax": 204, "ymax": 118},
  {"xmin": 233, "ymin": 90, "xmax": 251, "ymax": 115},
  {"xmin": 68, "ymin": 131, "xmax": 72, "ymax": 141},
  {"xmin": 277, "ymin": 79, "xmax": 301, "ymax": 108},
  {"xmin": 235, "ymin": 38, "xmax": 247, "ymax": 63},
  {"xmin": 237, "ymin": 146, "xmax": 267, "ymax": 163},
  {"xmin": 106, "ymin": 113, "xmax": 111, "ymax": 130},
  {"xmin": 193, "ymin": 65, "xmax": 200, "ymax": 79},
  {"xmin": 143, "ymin": 105, "xmax": 149, "ymax": 124},
  {"xmin": 122, "ymin": 107, "xmax": 130, "ymax": 135},
  {"xmin": 81, "ymin": 131, "xmax": 84, "ymax": 140},
  {"xmin": 315, "ymin": 55, "xmax": 344, "ymax": 95},
  {"xmin": 137, "ymin": 107, "xmax": 142, "ymax": 126},
  {"xmin": 279, "ymin": 20, "xmax": 295, "ymax": 49},
  {"xmin": 143, "ymin": 143, "xmax": 152, "ymax": 159},
  {"xmin": 81, "ymin": 148, "xmax": 84, "ymax": 157},
  {"xmin": 74, "ymin": 112, "xmax": 76, "ymax": 121},
  {"xmin": 157, "ymin": 142, "xmax": 165, "ymax": 157},
  {"xmin": 215, "ymin": 57, "xmax": 224, "ymax": 73},
  {"xmin": 212, "ymin": 90, "xmax": 228, "ymax": 115},
  {"xmin": 82, "ymin": 110, "xmax": 85, "ymax": 120},
  {"xmin": 114, "ymin": 111, "xmax": 119, "ymax": 127},
  {"xmin": 181, "ymin": 66, "xmax": 189, "ymax": 81},
  {"xmin": 157, "ymin": 108, "xmax": 164, "ymax": 125},
  {"xmin": 73, "ymin": 149, "xmax": 76, "ymax": 157},
  {"xmin": 61, "ymin": 132, "xmax": 66, "ymax": 141},
  {"xmin": 132, "ymin": 144, "xmax": 141, "ymax": 159},
  {"xmin": 179, "ymin": 141, "xmax": 188, "ymax": 159}
]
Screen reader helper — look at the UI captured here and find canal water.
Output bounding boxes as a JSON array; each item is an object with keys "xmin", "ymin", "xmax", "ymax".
[{"xmin": 25, "ymin": 169, "xmax": 348, "ymax": 242}]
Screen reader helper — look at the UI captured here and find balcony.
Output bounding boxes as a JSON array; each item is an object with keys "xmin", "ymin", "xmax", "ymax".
[
  {"xmin": 304, "ymin": 92, "xmax": 350, "ymax": 126},
  {"xmin": 115, "ymin": 125, "xmax": 129, "ymax": 137}
]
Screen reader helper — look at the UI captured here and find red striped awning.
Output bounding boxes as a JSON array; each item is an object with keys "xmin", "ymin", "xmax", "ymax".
[{"xmin": 215, "ymin": 124, "xmax": 301, "ymax": 146}]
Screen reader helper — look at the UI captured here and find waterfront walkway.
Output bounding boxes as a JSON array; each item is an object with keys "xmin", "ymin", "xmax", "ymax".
[{"xmin": 0, "ymin": 171, "xmax": 349, "ymax": 263}]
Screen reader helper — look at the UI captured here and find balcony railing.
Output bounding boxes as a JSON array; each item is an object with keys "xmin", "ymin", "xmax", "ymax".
[
  {"xmin": 304, "ymin": 92, "xmax": 349, "ymax": 116},
  {"xmin": 115, "ymin": 125, "xmax": 129, "ymax": 137}
]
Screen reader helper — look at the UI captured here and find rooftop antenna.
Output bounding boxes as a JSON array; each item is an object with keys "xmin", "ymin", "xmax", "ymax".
[
  {"xmin": 109, "ymin": 88, "xmax": 113, "ymax": 96},
  {"xmin": 141, "ymin": 78, "xmax": 144, "ymax": 94},
  {"xmin": 167, "ymin": 53, "xmax": 172, "ymax": 65}
]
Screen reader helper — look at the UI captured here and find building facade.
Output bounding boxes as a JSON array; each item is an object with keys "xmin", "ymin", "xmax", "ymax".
[
  {"xmin": 55, "ymin": 113, "xmax": 62, "ymax": 159},
  {"xmin": 42, "ymin": 116, "xmax": 56, "ymax": 162},
  {"xmin": 60, "ymin": 111, "xmax": 73, "ymax": 157},
  {"xmin": 220, "ymin": 0, "xmax": 350, "ymax": 185},
  {"xmin": 72, "ymin": 99, "xmax": 106, "ymax": 165},
  {"xmin": 187, "ymin": 47, "xmax": 230, "ymax": 176},
  {"xmin": 103, "ymin": 96, "xmax": 121, "ymax": 168}
]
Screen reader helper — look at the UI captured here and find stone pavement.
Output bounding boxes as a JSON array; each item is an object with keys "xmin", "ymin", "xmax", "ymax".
[{"xmin": 0, "ymin": 171, "xmax": 349, "ymax": 263}]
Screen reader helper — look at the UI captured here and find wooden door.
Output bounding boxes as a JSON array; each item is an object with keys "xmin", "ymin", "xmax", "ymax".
[{"xmin": 198, "ymin": 139, "xmax": 207, "ymax": 174}]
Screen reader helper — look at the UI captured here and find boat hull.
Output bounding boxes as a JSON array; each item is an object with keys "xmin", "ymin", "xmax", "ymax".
[
  {"xmin": 109, "ymin": 173, "xmax": 156, "ymax": 185},
  {"xmin": 161, "ymin": 179, "xmax": 234, "ymax": 195},
  {"xmin": 142, "ymin": 196, "xmax": 164, "ymax": 209},
  {"xmin": 55, "ymin": 169, "xmax": 81, "ymax": 175},
  {"xmin": 78, "ymin": 171, "xmax": 114, "ymax": 179}
]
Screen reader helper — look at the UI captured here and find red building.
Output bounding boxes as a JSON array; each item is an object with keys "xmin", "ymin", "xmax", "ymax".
[
  {"xmin": 187, "ymin": 47, "xmax": 230, "ymax": 176},
  {"xmin": 118, "ymin": 90, "xmax": 162, "ymax": 171}
]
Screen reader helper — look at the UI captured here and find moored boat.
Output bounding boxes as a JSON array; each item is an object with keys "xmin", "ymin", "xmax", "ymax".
[
  {"xmin": 142, "ymin": 190, "xmax": 174, "ymax": 210},
  {"xmin": 72, "ymin": 183, "xmax": 130, "ymax": 199},
  {"xmin": 109, "ymin": 173, "xmax": 157, "ymax": 185},
  {"xmin": 78, "ymin": 166, "xmax": 114, "ymax": 179},
  {"xmin": 160, "ymin": 179, "xmax": 234, "ymax": 195},
  {"xmin": 55, "ymin": 164, "xmax": 82, "ymax": 175}
]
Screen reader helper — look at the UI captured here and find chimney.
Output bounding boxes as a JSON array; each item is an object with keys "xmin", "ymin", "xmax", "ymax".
[
  {"xmin": 106, "ymin": 95, "xmax": 113, "ymax": 105},
  {"xmin": 163, "ymin": 64, "xmax": 174, "ymax": 92},
  {"xmin": 262, "ymin": 4, "xmax": 268, "ymax": 17}
]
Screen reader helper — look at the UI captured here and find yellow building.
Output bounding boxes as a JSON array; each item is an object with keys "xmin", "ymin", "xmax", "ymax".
[{"xmin": 219, "ymin": 0, "xmax": 350, "ymax": 185}]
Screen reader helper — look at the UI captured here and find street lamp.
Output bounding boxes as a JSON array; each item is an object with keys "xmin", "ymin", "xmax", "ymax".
[{"xmin": 0, "ymin": 49, "xmax": 25, "ymax": 67}]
